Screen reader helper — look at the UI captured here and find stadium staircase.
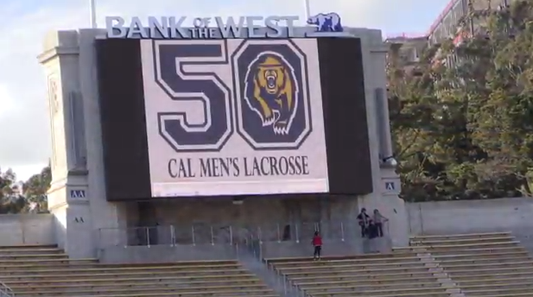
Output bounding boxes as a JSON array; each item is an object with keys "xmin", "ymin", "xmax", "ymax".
[
  {"xmin": 406, "ymin": 231, "xmax": 533, "ymax": 297},
  {"xmin": 2, "ymin": 232, "xmax": 532, "ymax": 297},
  {"xmin": 267, "ymin": 252, "xmax": 451, "ymax": 297},
  {"xmin": 0, "ymin": 245, "xmax": 279, "ymax": 297},
  {"xmin": 267, "ymin": 231, "xmax": 533, "ymax": 297}
]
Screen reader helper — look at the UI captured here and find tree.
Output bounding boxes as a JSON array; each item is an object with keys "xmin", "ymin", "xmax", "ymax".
[
  {"xmin": 23, "ymin": 166, "xmax": 51, "ymax": 213},
  {"xmin": 0, "ymin": 168, "xmax": 27, "ymax": 214},
  {"xmin": 388, "ymin": 0, "xmax": 533, "ymax": 201}
]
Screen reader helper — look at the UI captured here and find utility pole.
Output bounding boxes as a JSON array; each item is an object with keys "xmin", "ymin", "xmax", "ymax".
[
  {"xmin": 89, "ymin": 0, "xmax": 97, "ymax": 28},
  {"xmin": 304, "ymin": 0, "xmax": 311, "ymax": 20}
]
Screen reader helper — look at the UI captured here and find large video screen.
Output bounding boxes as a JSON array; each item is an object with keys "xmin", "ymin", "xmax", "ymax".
[{"xmin": 96, "ymin": 37, "xmax": 372, "ymax": 201}]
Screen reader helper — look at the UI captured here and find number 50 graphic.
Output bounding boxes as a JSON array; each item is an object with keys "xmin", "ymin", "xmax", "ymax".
[{"xmin": 153, "ymin": 39, "xmax": 313, "ymax": 153}]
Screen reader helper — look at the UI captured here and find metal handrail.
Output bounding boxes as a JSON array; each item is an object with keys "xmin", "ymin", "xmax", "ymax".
[{"xmin": 0, "ymin": 281, "xmax": 14, "ymax": 297}]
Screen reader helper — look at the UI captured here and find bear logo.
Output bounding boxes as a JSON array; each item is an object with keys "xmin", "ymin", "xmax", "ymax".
[
  {"xmin": 307, "ymin": 12, "xmax": 343, "ymax": 32},
  {"xmin": 243, "ymin": 52, "xmax": 299, "ymax": 135}
]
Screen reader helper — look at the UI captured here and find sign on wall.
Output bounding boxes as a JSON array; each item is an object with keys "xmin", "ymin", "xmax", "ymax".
[
  {"xmin": 141, "ymin": 39, "xmax": 328, "ymax": 197},
  {"xmin": 106, "ymin": 13, "xmax": 344, "ymax": 39},
  {"xmin": 70, "ymin": 189, "xmax": 86, "ymax": 199}
]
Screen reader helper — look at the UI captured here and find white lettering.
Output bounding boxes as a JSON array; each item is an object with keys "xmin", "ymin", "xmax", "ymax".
[
  {"xmin": 169, "ymin": 16, "xmax": 189, "ymax": 38},
  {"xmin": 105, "ymin": 15, "xmax": 302, "ymax": 39},
  {"xmin": 148, "ymin": 16, "xmax": 169, "ymax": 39},
  {"xmin": 216, "ymin": 16, "xmax": 245, "ymax": 38},
  {"xmin": 106, "ymin": 16, "xmax": 126, "ymax": 38},
  {"xmin": 127, "ymin": 17, "xmax": 148, "ymax": 38},
  {"xmin": 246, "ymin": 16, "xmax": 264, "ymax": 38},
  {"xmin": 209, "ymin": 28, "xmax": 218, "ymax": 38},
  {"xmin": 202, "ymin": 17, "xmax": 212, "ymax": 27},
  {"xmin": 284, "ymin": 16, "xmax": 298, "ymax": 37},
  {"xmin": 265, "ymin": 16, "xmax": 283, "ymax": 38},
  {"xmin": 193, "ymin": 17, "xmax": 204, "ymax": 28},
  {"xmin": 196, "ymin": 28, "xmax": 211, "ymax": 38}
]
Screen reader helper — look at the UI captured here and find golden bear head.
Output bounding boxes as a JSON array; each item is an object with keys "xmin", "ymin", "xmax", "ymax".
[{"xmin": 255, "ymin": 56, "xmax": 287, "ymax": 95}]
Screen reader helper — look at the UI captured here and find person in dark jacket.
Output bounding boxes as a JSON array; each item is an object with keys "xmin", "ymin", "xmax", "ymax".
[
  {"xmin": 312, "ymin": 231, "xmax": 323, "ymax": 260},
  {"xmin": 357, "ymin": 208, "xmax": 370, "ymax": 237},
  {"xmin": 367, "ymin": 220, "xmax": 379, "ymax": 240}
]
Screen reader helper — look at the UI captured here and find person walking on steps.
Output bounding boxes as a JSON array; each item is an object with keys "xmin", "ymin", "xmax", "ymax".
[{"xmin": 312, "ymin": 231, "xmax": 323, "ymax": 261}]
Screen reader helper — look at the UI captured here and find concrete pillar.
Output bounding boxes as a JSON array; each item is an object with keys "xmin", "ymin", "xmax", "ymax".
[
  {"xmin": 375, "ymin": 87, "xmax": 394, "ymax": 160},
  {"xmin": 38, "ymin": 30, "xmax": 93, "ymax": 258},
  {"xmin": 39, "ymin": 29, "xmax": 127, "ymax": 258},
  {"xmin": 359, "ymin": 29, "xmax": 408, "ymax": 247}
]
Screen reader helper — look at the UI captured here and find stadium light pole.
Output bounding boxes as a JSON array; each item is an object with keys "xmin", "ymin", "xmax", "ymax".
[
  {"xmin": 304, "ymin": 0, "xmax": 311, "ymax": 20},
  {"xmin": 89, "ymin": 0, "xmax": 97, "ymax": 28}
]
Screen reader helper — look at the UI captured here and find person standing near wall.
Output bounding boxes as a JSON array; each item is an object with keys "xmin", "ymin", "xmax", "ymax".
[
  {"xmin": 367, "ymin": 220, "xmax": 378, "ymax": 240},
  {"xmin": 312, "ymin": 231, "xmax": 323, "ymax": 261},
  {"xmin": 373, "ymin": 209, "xmax": 388, "ymax": 237},
  {"xmin": 357, "ymin": 208, "xmax": 370, "ymax": 237}
]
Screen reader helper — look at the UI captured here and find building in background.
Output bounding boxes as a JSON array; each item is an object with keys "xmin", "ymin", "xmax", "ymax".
[
  {"xmin": 386, "ymin": 34, "xmax": 427, "ymax": 75},
  {"xmin": 387, "ymin": 0, "xmax": 513, "ymax": 45},
  {"xmin": 386, "ymin": 0, "xmax": 513, "ymax": 70}
]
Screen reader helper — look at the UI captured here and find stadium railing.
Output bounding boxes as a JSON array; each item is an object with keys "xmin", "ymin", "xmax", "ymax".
[
  {"xmin": 0, "ymin": 281, "xmax": 14, "ymax": 297},
  {"xmin": 97, "ymin": 219, "xmax": 389, "ymax": 249}
]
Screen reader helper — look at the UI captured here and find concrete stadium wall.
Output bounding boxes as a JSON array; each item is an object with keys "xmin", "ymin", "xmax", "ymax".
[
  {"xmin": 0, "ymin": 214, "xmax": 55, "ymax": 246},
  {"xmin": 99, "ymin": 244, "xmax": 237, "ymax": 263},
  {"xmin": 407, "ymin": 197, "xmax": 533, "ymax": 237},
  {"xmin": 97, "ymin": 238, "xmax": 392, "ymax": 263}
]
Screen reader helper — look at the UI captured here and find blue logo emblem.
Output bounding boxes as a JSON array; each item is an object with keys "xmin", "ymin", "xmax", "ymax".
[
  {"xmin": 244, "ymin": 53, "xmax": 298, "ymax": 135},
  {"xmin": 307, "ymin": 12, "xmax": 343, "ymax": 32},
  {"xmin": 233, "ymin": 40, "xmax": 312, "ymax": 150}
]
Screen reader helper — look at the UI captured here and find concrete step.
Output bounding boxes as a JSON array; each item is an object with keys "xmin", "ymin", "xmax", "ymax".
[
  {"xmin": 283, "ymin": 265, "xmax": 432, "ymax": 277},
  {"xmin": 454, "ymin": 273, "xmax": 533, "ymax": 282},
  {"xmin": 0, "ymin": 263, "xmax": 243, "ymax": 273},
  {"xmin": 276, "ymin": 261, "xmax": 426, "ymax": 272},
  {"xmin": 438, "ymin": 255, "xmax": 530, "ymax": 264},
  {"xmin": 6, "ymin": 275, "xmax": 262, "ymax": 287},
  {"xmin": 16, "ymin": 292, "xmax": 279, "ymax": 297},
  {"xmin": 0, "ymin": 269, "xmax": 253, "ymax": 280},
  {"xmin": 0, "ymin": 258, "xmax": 97, "ymax": 267},
  {"xmin": 305, "ymin": 286, "xmax": 449, "ymax": 295},
  {"xmin": 265, "ymin": 253, "xmax": 419, "ymax": 264},
  {"xmin": 271, "ymin": 256, "xmax": 421, "ymax": 267},
  {"xmin": 447, "ymin": 265, "xmax": 533, "ymax": 276},
  {"xmin": 460, "ymin": 281, "xmax": 533, "ymax": 290},
  {"xmin": 411, "ymin": 232, "xmax": 512, "ymax": 240},
  {"xmin": 442, "ymin": 260, "xmax": 533, "ymax": 270},
  {"xmin": 14, "ymin": 285, "xmax": 276, "ymax": 296},
  {"xmin": 0, "ymin": 254, "xmax": 68, "ymax": 260},
  {"xmin": 0, "ymin": 249, "xmax": 64, "ymax": 256},
  {"xmin": 464, "ymin": 286, "xmax": 533, "ymax": 295},
  {"xmin": 433, "ymin": 250, "xmax": 529, "ymax": 259},
  {"xmin": 14, "ymin": 282, "xmax": 271, "ymax": 293},
  {"xmin": 411, "ymin": 236, "xmax": 515, "ymax": 245},
  {"xmin": 294, "ymin": 274, "xmax": 438, "ymax": 285},
  {"xmin": 301, "ymin": 280, "xmax": 443, "ymax": 291}
]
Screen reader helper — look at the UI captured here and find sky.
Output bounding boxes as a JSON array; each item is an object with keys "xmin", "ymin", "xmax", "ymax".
[{"xmin": 0, "ymin": 0, "xmax": 450, "ymax": 181}]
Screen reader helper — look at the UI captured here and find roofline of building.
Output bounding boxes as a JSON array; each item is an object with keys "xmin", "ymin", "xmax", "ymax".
[{"xmin": 427, "ymin": 0, "xmax": 460, "ymax": 36}]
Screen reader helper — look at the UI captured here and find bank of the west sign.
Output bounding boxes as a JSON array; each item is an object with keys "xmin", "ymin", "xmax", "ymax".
[{"xmin": 106, "ymin": 13, "xmax": 344, "ymax": 39}]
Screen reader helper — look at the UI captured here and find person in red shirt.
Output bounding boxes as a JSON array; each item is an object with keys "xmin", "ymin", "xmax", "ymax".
[{"xmin": 312, "ymin": 231, "xmax": 323, "ymax": 260}]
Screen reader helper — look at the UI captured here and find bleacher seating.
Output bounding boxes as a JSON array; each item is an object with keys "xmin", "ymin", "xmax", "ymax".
[
  {"xmin": 407, "ymin": 231, "xmax": 533, "ymax": 297},
  {"xmin": 2, "ymin": 232, "xmax": 533, "ymax": 296},
  {"xmin": 267, "ymin": 252, "xmax": 450, "ymax": 297},
  {"xmin": 0, "ymin": 245, "xmax": 278, "ymax": 296}
]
